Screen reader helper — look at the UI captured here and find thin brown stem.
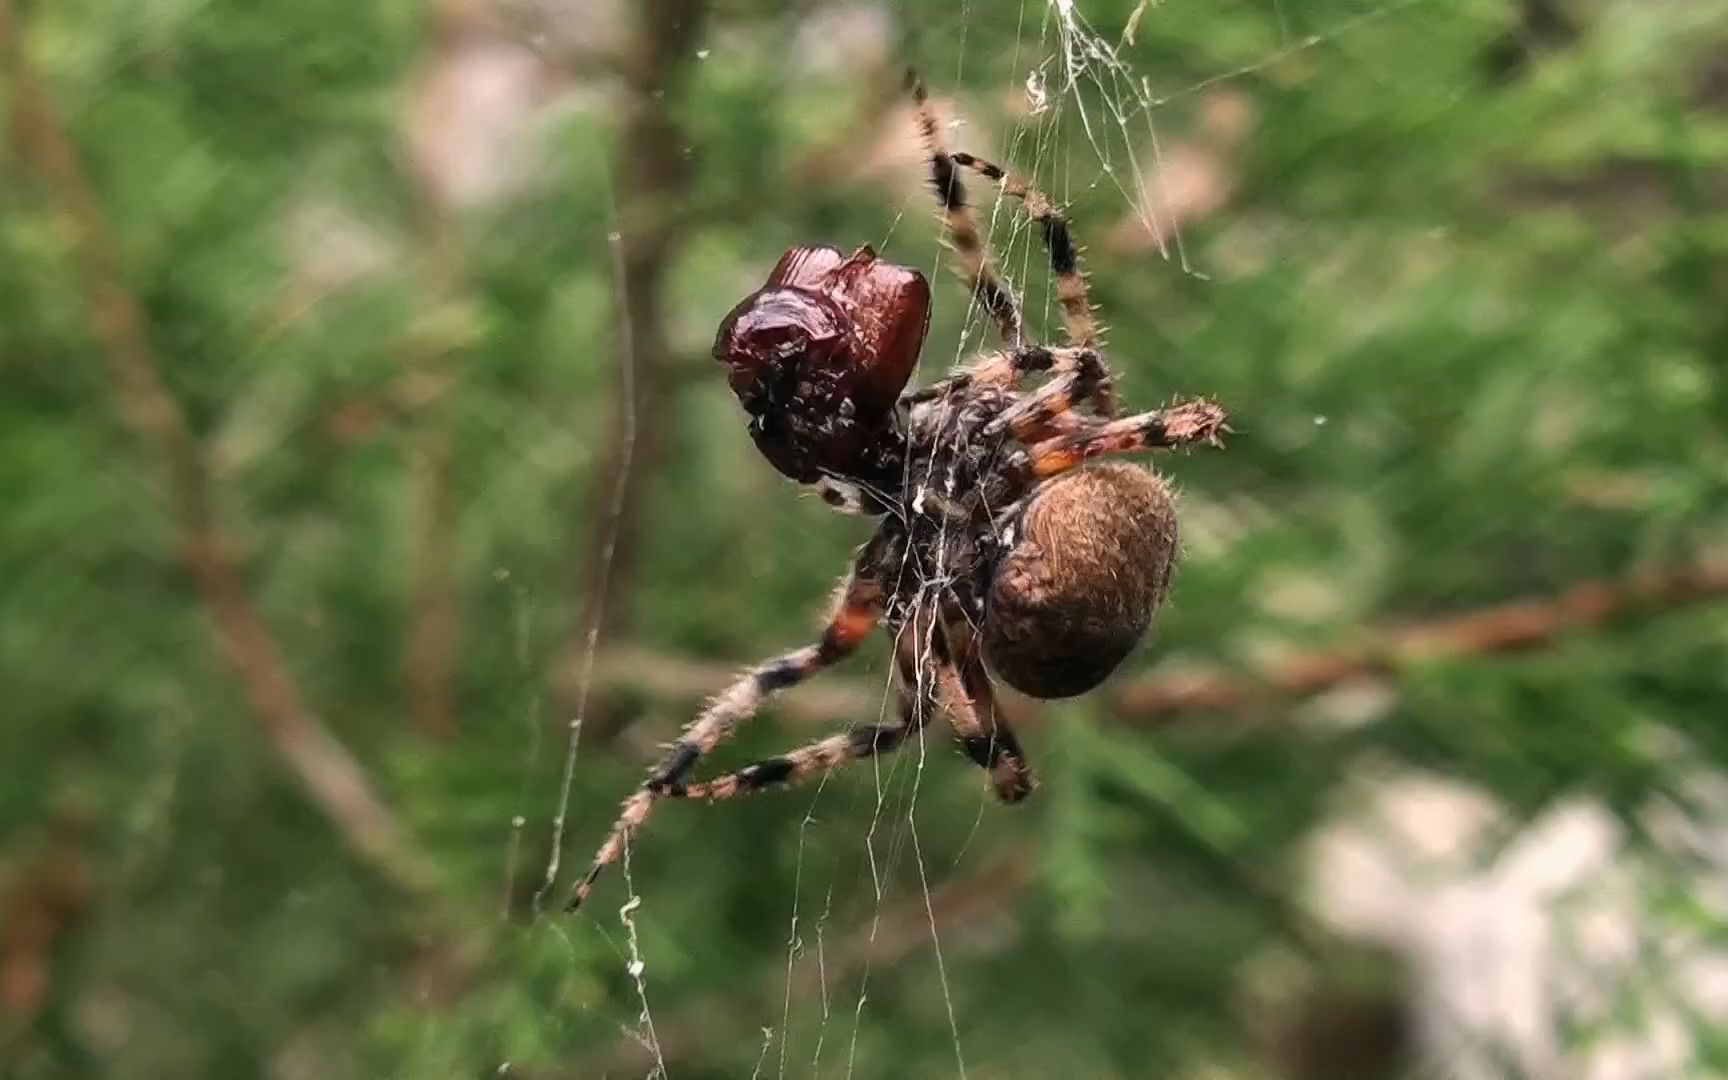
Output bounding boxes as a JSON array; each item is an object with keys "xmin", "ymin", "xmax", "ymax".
[
  {"xmin": 405, "ymin": 415, "xmax": 460, "ymax": 741},
  {"xmin": 560, "ymin": 0, "xmax": 711, "ymax": 722},
  {"xmin": 0, "ymin": 808, "xmax": 93, "ymax": 1031},
  {"xmin": 586, "ymin": 552, "xmax": 1728, "ymax": 728},
  {"xmin": 1110, "ymin": 554, "xmax": 1728, "ymax": 719}
]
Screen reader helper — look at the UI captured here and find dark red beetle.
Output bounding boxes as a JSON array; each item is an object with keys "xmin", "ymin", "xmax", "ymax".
[{"xmin": 713, "ymin": 245, "xmax": 931, "ymax": 493}]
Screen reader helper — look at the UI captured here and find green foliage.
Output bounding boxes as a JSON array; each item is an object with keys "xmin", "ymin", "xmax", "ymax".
[{"xmin": 5, "ymin": 1, "xmax": 1728, "ymax": 1077}]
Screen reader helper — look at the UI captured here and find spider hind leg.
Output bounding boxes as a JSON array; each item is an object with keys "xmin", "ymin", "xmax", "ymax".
[
  {"xmin": 669, "ymin": 720, "xmax": 920, "ymax": 802},
  {"xmin": 945, "ymin": 647, "xmax": 1037, "ymax": 802},
  {"xmin": 665, "ymin": 618, "xmax": 934, "ymax": 802},
  {"xmin": 907, "ymin": 68, "xmax": 1024, "ymax": 345},
  {"xmin": 665, "ymin": 610, "xmax": 1039, "ymax": 806},
  {"xmin": 566, "ymin": 537, "xmax": 894, "ymax": 911}
]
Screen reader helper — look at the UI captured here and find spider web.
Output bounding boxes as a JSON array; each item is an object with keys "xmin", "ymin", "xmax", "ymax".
[{"xmin": 511, "ymin": 2, "xmax": 1721, "ymax": 1078}]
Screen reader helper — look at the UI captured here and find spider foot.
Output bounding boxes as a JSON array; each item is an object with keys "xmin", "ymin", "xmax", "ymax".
[
  {"xmin": 1158, "ymin": 398, "xmax": 1229, "ymax": 448},
  {"xmin": 992, "ymin": 762, "xmax": 1038, "ymax": 804},
  {"xmin": 1023, "ymin": 397, "xmax": 1230, "ymax": 478}
]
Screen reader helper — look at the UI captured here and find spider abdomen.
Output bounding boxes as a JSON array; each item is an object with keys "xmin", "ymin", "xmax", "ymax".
[{"xmin": 982, "ymin": 463, "xmax": 1178, "ymax": 699}]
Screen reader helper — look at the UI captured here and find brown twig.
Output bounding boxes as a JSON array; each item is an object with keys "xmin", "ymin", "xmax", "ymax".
[
  {"xmin": 1111, "ymin": 554, "xmax": 1728, "ymax": 718},
  {"xmin": 404, "ymin": 404, "xmax": 460, "ymax": 741},
  {"xmin": 1, "ymin": 0, "xmax": 442, "ymax": 900},
  {"xmin": 559, "ymin": 0, "xmax": 711, "ymax": 715},
  {"xmin": 0, "ymin": 808, "xmax": 93, "ymax": 1033},
  {"xmin": 583, "ymin": 552, "xmax": 1728, "ymax": 728}
]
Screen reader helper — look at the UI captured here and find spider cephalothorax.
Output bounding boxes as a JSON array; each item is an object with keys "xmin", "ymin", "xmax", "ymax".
[{"xmin": 570, "ymin": 70, "xmax": 1227, "ymax": 911}]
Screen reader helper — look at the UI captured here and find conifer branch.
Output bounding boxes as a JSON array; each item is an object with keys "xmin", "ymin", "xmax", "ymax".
[
  {"xmin": 1, "ymin": 0, "xmax": 444, "ymax": 901},
  {"xmin": 584, "ymin": 552, "xmax": 1728, "ymax": 728},
  {"xmin": 558, "ymin": 0, "xmax": 712, "ymax": 734}
]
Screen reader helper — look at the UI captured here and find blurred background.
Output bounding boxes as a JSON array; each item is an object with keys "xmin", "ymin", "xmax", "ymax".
[{"xmin": 5, "ymin": 0, "xmax": 1728, "ymax": 1077}]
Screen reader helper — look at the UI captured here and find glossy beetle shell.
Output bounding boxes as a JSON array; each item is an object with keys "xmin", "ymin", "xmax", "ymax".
[{"xmin": 713, "ymin": 245, "xmax": 930, "ymax": 485}]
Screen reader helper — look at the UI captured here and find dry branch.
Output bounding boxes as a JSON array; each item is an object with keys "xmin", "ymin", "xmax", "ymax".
[
  {"xmin": 1, "ymin": 0, "xmax": 442, "ymax": 901},
  {"xmin": 0, "ymin": 809, "xmax": 93, "ymax": 1027},
  {"xmin": 583, "ymin": 552, "xmax": 1728, "ymax": 728},
  {"xmin": 404, "ymin": 408, "xmax": 460, "ymax": 741},
  {"xmin": 560, "ymin": 0, "xmax": 712, "ymax": 706},
  {"xmin": 1110, "ymin": 554, "xmax": 1728, "ymax": 719}
]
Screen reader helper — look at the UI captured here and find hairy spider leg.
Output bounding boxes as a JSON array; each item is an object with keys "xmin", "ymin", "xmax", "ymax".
[
  {"xmin": 1023, "ymin": 399, "xmax": 1229, "ymax": 480},
  {"xmin": 667, "ymin": 628, "xmax": 933, "ymax": 802},
  {"xmin": 911, "ymin": 350, "xmax": 1113, "ymax": 514},
  {"xmin": 983, "ymin": 353, "xmax": 1114, "ymax": 442},
  {"xmin": 937, "ymin": 613, "xmax": 1036, "ymax": 803},
  {"xmin": 1007, "ymin": 405, "xmax": 1094, "ymax": 443},
  {"xmin": 948, "ymin": 151, "xmax": 1106, "ymax": 368},
  {"xmin": 907, "ymin": 68, "xmax": 1024, "ymax": 346},
  {"xmin": 566, "ymin": 538, "xmax": 893, "ymax": 911},
  {"xmin": 665, "ymin": 713, "xmax": 927, "ymax": 803},
  {"xmin": 906, "ymin": 344, "xmax": 1112, "ymax": 411},
  {"xmin": 666, "ymin": 607, "xmax": 1035, "ymax": 804}
]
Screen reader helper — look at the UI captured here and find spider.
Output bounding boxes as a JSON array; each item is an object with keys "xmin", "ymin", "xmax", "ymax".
[{"xmin": 567, "ymin": 70, "xmax": 1227, "ymax": 911}]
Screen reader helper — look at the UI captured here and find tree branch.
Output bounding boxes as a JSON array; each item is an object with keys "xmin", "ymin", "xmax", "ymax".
[
  {"xmin": 0, "ymin": 807, "xmax": 93, "ymax": 1034},
  {"xmin": 1, "ymin": 0, "xmax": 442, "ymax": 900},
  {"xmin": 1111, "ymin": 554, "xmax": 1728, "ymax": 719},
  {"xmin": 582, "ymin": 552, "xmax": 1728, "ymax": 728},
  {"xmin": 559, "ymin": 0, "xmax": 711, "ymax": 716}
]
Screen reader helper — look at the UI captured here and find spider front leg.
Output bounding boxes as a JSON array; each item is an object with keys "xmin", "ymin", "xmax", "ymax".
[
  {"xmin": 949, "ymin": 151, "xmax": 1102, "ymax": 352},
  {"xmin": 908, "ymin": 345, "xmax": 1117, "ymax": 420},
  {"xmin": 908, "ymin": 69, "xmax": 1023, "ymax": 345},
  {"xmin": 907, "ymin": 70, "xmax": 1110, "ymax": 367},
  {"xmin": 566, "ymin": 532, "xmax": 897, "ymax": 911},
  {"xmin": 1022, "ymin": 399, "xmax": 1229, "ymax": 479}
]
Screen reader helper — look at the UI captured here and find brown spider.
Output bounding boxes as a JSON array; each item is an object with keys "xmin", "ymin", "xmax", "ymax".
[{"xmin": 568, "ymin": 71, "xmax": 1227, "ymax": 911}]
